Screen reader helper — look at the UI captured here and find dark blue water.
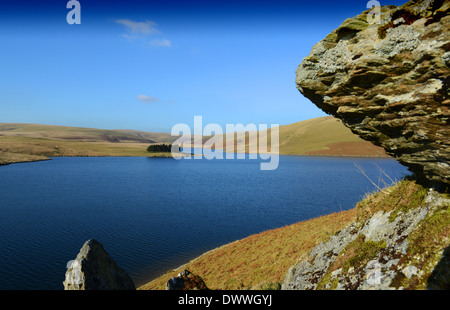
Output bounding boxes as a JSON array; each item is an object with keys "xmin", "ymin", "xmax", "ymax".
[{"xmin": 0, "ymin": 156, "xmax": 409, "ymax": 289}]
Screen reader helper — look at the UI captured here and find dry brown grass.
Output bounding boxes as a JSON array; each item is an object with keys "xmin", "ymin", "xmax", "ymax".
[
  {"xmin": 0, "ymin": 117, "xmax": 389, "ymax": 163},
  {"xmin": 355, "ymin": 179, "xmax": 428, "ymax": 224},
  {"xmin": 0, "ymin": 136, "xmax": 181, "ymax": 165},
  {"xmin": 138, "ymin": 208, "xmax": 357, "ymax": 290},
  {"xmin": 0, "ymin": 122, "xmax": 180, "ymax": 164},
  {"xmin": 139, "ymin": 179, "xmax": 448, "ymax": 291},
  {"xmin": 0, "ymin": 150, "xmax": 49, "ymax": 165},
  {"xmin": 0, "ymin": 136, "xmax": 148, "ymax": 157}
]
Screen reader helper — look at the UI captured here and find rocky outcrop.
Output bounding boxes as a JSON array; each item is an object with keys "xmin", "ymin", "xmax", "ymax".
[
  {"xmin": 166, "ymin": 270, "xmax": 209, "ymax": 290},
  {"xmin": 282, "ymin": 181, "xmax": 450, "ymax": 290},
  {"xmin": 295, "ymin": 0, "xmax": 449, "ymax": 191},
  {"xmin": 63, "ymin": 239, "xmax": 136, "ymax": 290}
]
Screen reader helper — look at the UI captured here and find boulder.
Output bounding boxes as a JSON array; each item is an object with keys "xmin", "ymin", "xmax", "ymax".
[
  {"xmin": 295, "ymin": 0, "xmax": 449, "ymax": 191},
  {"xmin": 63, "ymin": 239, "xmax": 136, "ymax": 290},
  {"xmin": 166, "ymin": 270, "xmax": 209, "ymax": 290},
  {"xmin": 282, "ymin": 186, "xmax": 450, "ymax": 290}
]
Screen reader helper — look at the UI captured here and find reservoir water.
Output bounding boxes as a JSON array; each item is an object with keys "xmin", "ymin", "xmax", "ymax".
[{"xmin": 0, "ymin": 155, "xmax": 409, "ymax": 289}]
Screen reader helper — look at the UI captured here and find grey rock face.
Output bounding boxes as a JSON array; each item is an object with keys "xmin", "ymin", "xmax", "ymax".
[
  {"xmin": 282, "ymin": 189, "xmax": 450, "ymax": 290},
  {"xmin": 282, "ymin": 223, "xmax": 360, "ymax": 290},
  {"xmin": 295, "ymin": 0, "xmax": 450, "ymax": 191},
  {"xmin": 63, "ymin": 239, "xmax": 136, "ymax": 290}
]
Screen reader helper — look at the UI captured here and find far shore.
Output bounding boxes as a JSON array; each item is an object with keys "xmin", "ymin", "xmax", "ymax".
[
  {"xmin": 0, "ymin": 152, "xmax": 190, "ymax": 166},
  {"xmin": 0, "ymin": 149, "xmax": 392, "ymax": 167}
]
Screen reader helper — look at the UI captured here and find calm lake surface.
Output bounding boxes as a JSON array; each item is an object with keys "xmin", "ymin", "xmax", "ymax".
[{"xmin": 0, "ymin": 155, "xmax": 409, "ymax": 289}]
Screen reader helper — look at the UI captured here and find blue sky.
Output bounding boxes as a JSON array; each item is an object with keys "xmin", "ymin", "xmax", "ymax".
[{"xmin": 0, "ymin": 0, "xmax": 407, "ymax": 132}]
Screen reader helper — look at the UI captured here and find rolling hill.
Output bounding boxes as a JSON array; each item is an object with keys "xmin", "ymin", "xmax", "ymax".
[
  {"xmin": 0, "ymin": 123, "xmax": 174, "ymax": 144},
  {"xmin": 208, "ymin": 116, "xmax": 388, "ymax": 157},
  {"xmin": 277, "ymin": 116, "xmax": 387, "ymax": 157},
  {"xmin": 0, "ymin": 116, "xmax": 388, "ymax": 165}
]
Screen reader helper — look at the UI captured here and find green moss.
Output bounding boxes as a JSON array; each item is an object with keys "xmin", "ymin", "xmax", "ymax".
[
  {"xmin": 388, "ymin": 204, "xmax": 409, "ymax": 222},
  {"xmin": 388, "ymin": 184, "xmax": 427, "ymax": 222},
  {"xmin": 357, "ymin": 179, "xmax": 428, "ymax": 224},
  {"xmin": 316, "ymin": 234, "xmax": 386, "ymax": 290},
  {"xmin": 317, "ymin": 272, "xmax": 339, "ymax": 290},
  {"xmin": 252, "ymin": 282, "xmax": 281, "ymax": 290},
  {"xmin": 324, "ymin": 32, "xmax": 338, "ymax": 44},
  {"xmin": 391, "ymin": 197, "xmax": 450, "ymax": 289},
  {"xmin": 339, "ymin": 235, "xmax": 386, "ymax": 273},
  {"xmin": 343, "ymin": 239, "xmax": 386, "ymax": 272},
  {"xmin": 408, "ymin": 204, "xmax": 450, "ymax": 258},
  {"xmin": 329, "ymin": 276, "xmax": 339, "ymax": 290},
  {"xmin": 316, "ymin": 272, "xmax": 332, "ymax": 290},
  {"xmin": 305, "ymin": 55, "xmax": 320, "ymax": 63},
  {"xmin": 335, "ymin": 16, "xmax": 368, "ymax": 42}
]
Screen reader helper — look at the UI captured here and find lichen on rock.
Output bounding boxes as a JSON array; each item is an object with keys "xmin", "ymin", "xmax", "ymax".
[
  {"xmin": 295, "ymin": 0, "xmax": 450, "ymax": 191},
  {"xmin": 282, "ymin": 181, "xmax": 450, "ymax": 290}
]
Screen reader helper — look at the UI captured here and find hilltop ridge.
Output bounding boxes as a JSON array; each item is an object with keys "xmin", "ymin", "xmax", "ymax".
[{"xmin": 0, "ymin": 116, "xmax": 388, "ymax": 166}]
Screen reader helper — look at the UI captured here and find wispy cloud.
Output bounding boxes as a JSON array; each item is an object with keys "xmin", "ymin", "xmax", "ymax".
[
  {"xmin": 115, "ymin": 19, "xmax": 172, "ymax": 48},
  {"xmin": 137, "ymin": 94, "xmax": 175, "ymax": 104},
  {"xmin": 115, "ymin": 19, "xmax": 159, "ymax": 36},
  {"xmin": 150, "ymin": 38, "xmax": 172, "ymax": 47},
  {"xmin": 137, "ymin": 95, "xmax": 160, "ymax": 104}
]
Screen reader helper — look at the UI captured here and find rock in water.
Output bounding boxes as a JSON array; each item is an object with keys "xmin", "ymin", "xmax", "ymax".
[
  {"xmin": 63, "ymin": 239, "xmax": 136, "ymax": 290},
  {"xmin": 295, "ymin": 0, "xmax": 449, "ymax": 191},
  {"xmin": 166, "ymin": 270, "xmax": 209, "ymax": 290}
]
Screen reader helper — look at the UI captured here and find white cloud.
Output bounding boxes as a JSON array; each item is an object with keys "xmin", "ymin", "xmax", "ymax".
[
  {"xmin": 137, "ymin": 95, "xmax": 175, "ymax": 104},
  {"xmin": 115, "ymin": 19, "xmax": 160, "ymax": 36},
  {"xmin": 115, "ymin": 19, "xmax": 172, "ymax": 48},
  {"xmin": 137, "ymin": 95, "xmax": 160, "ymax": 104},
  {"xmin": 150, "ymin": 38, "xmax": 172, "ymax": 47}
]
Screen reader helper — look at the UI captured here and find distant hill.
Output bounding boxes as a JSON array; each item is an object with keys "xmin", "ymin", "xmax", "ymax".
[
  {"xmin": 0, "ymin": 123, "xmax": 176, "ymax": 164},
  {"xmin": 0, "ymin": 116, "xmax": 388, "ymax": 165},
  {"xmin": 0, "ymin": 123, "xmax": 174, "ymax": 144},
  {"xmin": 214, "ymin": 116, "xmax": 388, "ymax": 157},
  {"xmin": 277, "ymin": 116, "xmax": 387, "ymax": 157}
]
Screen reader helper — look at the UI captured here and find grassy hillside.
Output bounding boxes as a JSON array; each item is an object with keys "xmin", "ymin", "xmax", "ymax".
[
  {"xmin": 0, "ymin": 123, "xmax": 176, "ymax": 164},
  {"xmin": 138, "ymin": 208, "xmax": 357, "ymax": 290},
  {"xmin": 190, "ymin": 116, "xmax": 388, "ymax": 157},
  {"xmin": 0, "ymin": 123, "xmax": 174, "ymax": 144},
  {"xmin": 277, "ymin": 116, "xmax": 387, "ymax": 157},
  {"xmin": 0, "ymin": 116, "xmax": 388, "ymax": 165},
  {"xmin": 138, "ymin": 179, "xmax": 449, "ymax": 290}
]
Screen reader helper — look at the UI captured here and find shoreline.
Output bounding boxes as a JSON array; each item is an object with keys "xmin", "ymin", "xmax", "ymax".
[
  {"xmin": 0, "ymin": 152, "xmax": 51, "ymax": 166},
  {"xmin": 0, "ymin": 152, "xmax": 192, "ymax": 166},
  {"xmin": 137, "ymin": 179, "xmax": 448, "ymax": 290},
  {"xmin": 0, "ymin": 152, "xmax": 393, "ymax": 167},
  {"xmin": 137, "ymin": 206, "xmax": 360, "ymax": 290}
]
